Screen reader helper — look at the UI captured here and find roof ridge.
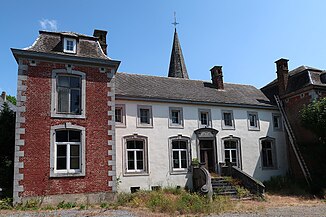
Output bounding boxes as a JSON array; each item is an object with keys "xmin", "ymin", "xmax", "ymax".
[{"xmin": 39, "ymin": 30, "xmax": 97, "ymax": 40}]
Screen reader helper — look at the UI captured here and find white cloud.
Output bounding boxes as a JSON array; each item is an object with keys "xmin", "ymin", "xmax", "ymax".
[{"xmin": 39, "ymin": 19, "xmax": 58, "ymax": 31}]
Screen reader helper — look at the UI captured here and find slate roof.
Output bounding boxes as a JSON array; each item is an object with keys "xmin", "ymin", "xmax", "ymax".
[
  {"xmin": 168, "ymin": 29, "xmax": 189, "ymax": 79},
  {"xmin": 24, "ymin": 31, "xmax": 109, "ymax": 60},
  {"xmin": 261, "ymin": 66, "xmax": 326, "ymax": 101},
  {"xmin": 0, "ymin": 98, "xmax": 16, "ymax": 112},
  {"xmin": 116, "ymin": 72, "xmax": 275, "ymax": 108}
]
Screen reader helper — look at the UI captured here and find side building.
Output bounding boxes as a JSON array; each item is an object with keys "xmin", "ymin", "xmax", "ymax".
[
  {"xmin": 114, "ymin": 29, "xmax": 288, "ymax": 192},
  {"xmin": 11, "ymin": 30, "xmax": 120, "ymax": 204}
]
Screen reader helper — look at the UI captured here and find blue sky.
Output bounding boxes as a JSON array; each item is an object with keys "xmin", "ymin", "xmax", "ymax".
[{"xmin": 1, "ymin": 1, "xmax": 326, "ymax": 96}]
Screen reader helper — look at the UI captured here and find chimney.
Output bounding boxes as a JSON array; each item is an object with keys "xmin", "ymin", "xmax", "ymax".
[
  {"xmin": 93, "ymin": 29, "xmax": 108, "ymax": 55},
  {"xmin": 1, "ymin": 91, "xmax": 6, "ymax": 101},
  {"xmin": 210, "ymin": 66, "xmax": 224, "ymax": 90},
  {"xmin": 275, "ymin": 58, "xmax": 289, "ymax": 96}
]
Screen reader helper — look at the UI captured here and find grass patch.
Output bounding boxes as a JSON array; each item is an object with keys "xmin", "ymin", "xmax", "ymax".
[
  {"xmin": 0, "ymin": 198, "xmax": 13, "ymax": 210},
  {"xmin": 116, "ymin": 187, "xmax": 234, "ymax": 215},
  {"xmin": 57, "ymin": 201, "xmax": 77, "ymax": 209}
]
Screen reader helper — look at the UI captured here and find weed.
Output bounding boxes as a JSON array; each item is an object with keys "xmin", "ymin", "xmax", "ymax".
[
  {"xmin": 100, "ymin": 202, "xmax": 108, "ymax": 208},
  {"xmin": 57, "ymin": 201, "xmax": 76, "ymax": 209},
  {"xmin": 0, "ymin": 198, "xmax": 13, "ymax": 210},
  {"xmin": 79, "ymin": 204, "xmax": 86, "ymax": 210},
  {"xmin": 41, "ymin": 205, "xmax": 54, "ymax": 210},
  {"xmin": 16, "ymin": 199, "xmax": 40, "ymax": 210},
  {"xmin": 235, "ymin": 186, "xmax": 251, "ymax": 198}
]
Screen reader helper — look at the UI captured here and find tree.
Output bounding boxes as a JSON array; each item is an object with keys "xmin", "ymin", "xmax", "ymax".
[
  {"xmin": 0, "ymin": 102, "xmax": 15, "ymax": 197},
  {"xmin": 300, "ymin": 97, "xmax": 326, "ymax": 143},
  {"xmin": 6, "ymin": 95, "xmax": 16, "ymax": 105}
]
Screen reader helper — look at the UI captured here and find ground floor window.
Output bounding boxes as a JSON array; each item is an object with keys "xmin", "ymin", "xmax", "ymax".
[
  {"xmin": 169, "ymin": 136, "xmax": 190, "ymax": 173},
  {"xmin": 260, "ymin": 137, "xmax": 277, "ymax": 169},
  {"xmin": 222, "ymin": 137, "xmax": 241, "ymax": 168},
  {"xmin": 124, "ymin": 135, "xmax": 148, "ymax": 174}
]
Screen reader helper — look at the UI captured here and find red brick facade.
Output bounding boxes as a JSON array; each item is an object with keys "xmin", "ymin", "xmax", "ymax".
[{"xmin": 18, "ymin": 61, "xmax": 113, "ymax": 198}]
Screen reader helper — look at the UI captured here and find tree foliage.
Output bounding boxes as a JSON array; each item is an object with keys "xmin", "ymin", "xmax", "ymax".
[
  {"xmin": 300, "ymin": 97, "xmax": 326, "ymax": 142},
  {"xmin": 6, "ymin": 95, "xmax": 16, "ymax": 105},
  {"xmin": 0, "ymin": 102, "xmax": 15, "ymax": 197}
]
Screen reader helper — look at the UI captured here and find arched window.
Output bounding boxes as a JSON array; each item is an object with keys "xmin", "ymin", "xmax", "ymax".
[
  {"xmin": 222, "ymin": 136, "xmax": 241, "ymax": 169},
  {"xmin": 169, "ymin": 136, "xmax": 191, "ymax": 173},
  {"xmin": 123, "ymin": 135, "xmax": 148, "ymax": 175},
  {"xmin": 260, "ymin": 137, "xmax": 277, "ymax": 169}
]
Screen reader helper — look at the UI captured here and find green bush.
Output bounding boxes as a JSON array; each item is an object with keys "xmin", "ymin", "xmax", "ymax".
[
  {"xmin": 263, "ymin": 175, "xmax": 308, "ymax": 195},
  {"xmin": 0, "ymin": 198, "xmax": 13, "ymax": 210},
  {"xmin": 57, "ymin": 201, "xmax": 76, "ymax": 209}
]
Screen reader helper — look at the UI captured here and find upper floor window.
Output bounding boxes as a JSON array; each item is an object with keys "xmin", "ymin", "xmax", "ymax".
[
  {"xmin": 124, "ymin": 135, "xmax": 148, "ymax": 175},
  {"xmin": 169, "ymin": 107, "xmax": 183, "ymax": 128},
  {"xmin": 137, "ymin": 105, "xmax": 153, "ymax": 127},
  {"xmin": 198, "ymin": 109, "xmax": 211, "ymax": 128},
  {"xmin": 115, "ymin": 104, "xmax": 126, "ymax": 127},
  {"xmin": 272, "ymin": 114, "xmax": 282, "ymax": 131},
  {"xmin": 51, "ymin": 69, "xmax": 86, "ymax": 119},
  {"xmin": 222, "ymin": 110, "xmax": 235, "ymax": 130},
  {"xmin": 50, "ymin": 124, "xmax": 86, "ymax": 177},
  {"xmin": 247, "ymin": 111, "xmax": 260, "ymax": 131},
  {"xmin": 260, "ymin": 137, "xmax": 277, "ymax": 169},
  {"xmin": 64, "ymin": 38, "xmax": 77, "ymax": 53}
]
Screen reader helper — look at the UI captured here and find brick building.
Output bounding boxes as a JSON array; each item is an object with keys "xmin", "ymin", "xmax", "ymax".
[
  {"xmin": 11, "ymin": 30, "xmax": 120, "ymax": 204},
  {"xmin": 261, "ymin": 59, "xmax": 326, "ymax": 179}
]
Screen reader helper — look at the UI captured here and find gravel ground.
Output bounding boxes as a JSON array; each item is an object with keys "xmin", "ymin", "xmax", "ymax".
[{"xmin": 1, "ymin": 204, "xmax": 326, "ymax": 217}]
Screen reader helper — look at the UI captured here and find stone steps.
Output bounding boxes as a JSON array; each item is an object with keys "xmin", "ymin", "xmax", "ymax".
[{"xmin": 211, "ymin": 177, "xmax": 238, "ymax": 196}]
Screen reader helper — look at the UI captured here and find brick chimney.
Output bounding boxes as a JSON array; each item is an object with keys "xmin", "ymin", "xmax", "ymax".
[
  {"xmin": 1, "ymin": 91, "xmax": 6, "ymax": 101},
  {"xmin": 210, "ymin": 66, "xmax": 224, "ymax": 90},
  {"xmin": 93, "ymin": 29, "xmax": 108, "ymax": 55},
  {"xmin": 275, "ymin": 58, "xmax": 289, "ymax": 96}
]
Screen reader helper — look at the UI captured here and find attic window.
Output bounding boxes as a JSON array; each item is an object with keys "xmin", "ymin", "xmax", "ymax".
[{"xmin": 64, "ymin": 38, "xmax": 76, "ymax": 53}]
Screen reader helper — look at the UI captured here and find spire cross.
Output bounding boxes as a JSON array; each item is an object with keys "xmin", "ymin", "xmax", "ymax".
[{"xmin": 172, "ymin": 12, "xmax": 179, "ymax": 29}]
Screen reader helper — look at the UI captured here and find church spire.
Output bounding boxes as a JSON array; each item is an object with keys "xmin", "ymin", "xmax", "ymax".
[{"xmin": 168, "ymin": 13, "xmax": 189, "ymax": 79}]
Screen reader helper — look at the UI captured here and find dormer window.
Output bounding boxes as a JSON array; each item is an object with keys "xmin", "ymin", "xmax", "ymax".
[{"xmin": 64, "ymin": 38, "xmax": 76, "ymax": 53}]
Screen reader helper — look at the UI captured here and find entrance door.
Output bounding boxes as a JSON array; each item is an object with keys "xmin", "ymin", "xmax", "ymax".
[{"xmin": 199, "ymin": 140, "xmax": 215, "ymax": 172}]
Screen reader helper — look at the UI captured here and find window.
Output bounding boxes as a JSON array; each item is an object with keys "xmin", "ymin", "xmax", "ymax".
[
  {"xmin": 198, "ymin": 109, "xmax": 211, "ymax": 128},
  {"xmin": 137, "ymin": 105, "xmax": 153, "ymax": 127},
  {"xmin": 272, "ymin": 114, "xmax": 282, "ymax": 131},
  {"xmin": 222, "ymin": 110, "xmax": 235, "ymax": 130},
  {"xmin": 50, "ymin": 124, "xmax": 85, "ymax": 177},
  {"xmin": 222, "ymin": 137, "xmax": 241, "ymax": 168},
  {"xmin": 247, "ymin": 111, "xmax": 260, "ymax": 130},
  {"xmin": 115, "ymin": 104, "xmax": 126, "ymax": 127},
  {"xmin": 169, "ymin": 136, "xmax": 190, "ymax": 173},
  {"xmin": 57, "ymin": 75, "xmax": 81, "ymax": 114},
  {"xmin": 169, "ymin": 107, "xmax": 183, "ymax": 128},
  {"xmin": 124, "ymin": 135, "xmax": 148, "ymax": 175},
  {"xmin": 260, "ymin": 137, "xmax": 277, "ymax": 169},
  {"xmin": 64, "ymin": 38, "xmax": 77, "ymax": 53},
  {"xmin": 51, "ymin": 69, "xmax": 86, "ymax": 119}
]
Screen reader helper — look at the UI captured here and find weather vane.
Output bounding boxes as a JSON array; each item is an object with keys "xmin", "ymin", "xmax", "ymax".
[{"xmin": 172, "ymin": 12, "xmax": 179, "ymax": 29}]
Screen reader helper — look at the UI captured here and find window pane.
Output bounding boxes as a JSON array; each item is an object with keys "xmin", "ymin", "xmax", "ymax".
[
  {"xmin": 135, "ymin": 140, "xmax": 143, "ymax": 149},
  {"xmin": 57, "ymin": 144, "xmax": 67, "ymax": 170},
  {"xmin": 58, "ymin": 87, "xmax": 69, "ymax": 113},
  {"xmin": 179, "ymin": 141, "xmax": 187, "ymax": 149},
  {"xmin": 70, "ymin": 89, "xmax": 81, "ymax": 114},
  {"xmin": 224, "ymin": 113, "xmax": 232, "ymax": 126},
  {"xmin": 173, "ymin": 151, "xmax": 179, "ymax": 168},
  {"xmin": 201, "ymin": 112, "xmax": 208, "ymax": 125},
  {"xmin": 115, "ymin": 108, "xmax": 122, "ymax": 123},
  {"xmin": 57, "ymin": 158, "xmax": 66, "ymax": 170},
  {"xmin": 231, "ymin": 150, "xmax": 237, "ymax": 163},
  {"xmin": 262, "ymin": 149, "xmax": 268, "ymax": 167},
  {"xmin": 181, "ymin": 151, "xmax": 187, "ymax": 168},
  {"xmin": 127, "ymin": 141, "xmax": 135, "ymax": 149},
  {"xmin": 140, "ymin": 109, "xmax": 150, "ymax": 124},
  {"xmin": 136, "ymin": 151, "xmax": 143, "ymax": 170},
  {"xmin": 69, "ymin": 130, "xmax": 81, "ymax": 142},
  {"xmin": 273, "ymin": 116, "xmax": 279, "ymax": 128},
  {"xmin": 225, "ymin": 150, "xmax": 230, "ymax": 162},
  {"xmin": 267, "ymin": 150, "xmax": 273, "ymax": 166},
  {"xmin": 70, "ymin": 157, "xmax": 80, "ymax": 169},
  {"xmin": 171, "ymin": 110, "xmax": 179, "ymax": 124},
  {"xmin": 249, "ymin": 114, "xmax": 257, "ymax": 127},
  {"xmin": 57, "ymin": 144, "xmax": 67, "ymax": 156},
  {"xmin": 56, "ymin": 131, "xmax": 68, "ymax": 142},
  {"xmin": 70, "ymin": 145, "xmax": 80, "ymax": 156},
  {"xmin": 58, "ymin": 76, "xmax": 70, "ymax": 87},
  {"xmin": 262, "ymin": 141, "xmax": 271, "ymax": 149},
  {"xmin": 127, "ymin": 151, "xmax": 134, "ymax": 170},
  {"xmin": 172, "ymin": 141, "xmax": 179, "ymax": 149},
  {"xmin": 70, "ymin": 77, "xmax": 80, "ymax": 88}
]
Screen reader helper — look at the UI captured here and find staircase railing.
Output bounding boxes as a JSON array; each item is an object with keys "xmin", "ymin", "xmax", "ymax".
[{"xmin": 274, "ymin": 95, "xmax": 312, "ymax": 186}]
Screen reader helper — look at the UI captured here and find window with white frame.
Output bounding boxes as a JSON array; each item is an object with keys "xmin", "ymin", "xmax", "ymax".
[
  {"xmin": 247, "ymin": 111, "xmax": 260, "ymax": 130},
  {"xmin": 115, "ymin": 104, "xmax": 126, "ymax": 127},
  {"xmin": 51, "ymin": 70, "xmax": 86, "ymax": 118},
  {"xmin": 124, "ymin": 135, "xmax": 148, "ymax": 174},
  {"xmin": 272, "ymin": 114, "xmax": 282, "ymax": 131},
  {"xmin": 169, "ymin": 107, "xmax": 183, "ymax": 128},
  {"xmin": 222, "ymin": 110, "xmax": 235, "ymax": 130},
  {"xmin": 64, "ymin": 38, "xmax": 77, "ymax": 53},
  {"xmin": 50, "ymin": 124, "xmax": 85, "ymax": 177},
  {"xmin": 260, "ymin": 138, "xmax": 277, "ymax": 169},
  {"xmin": 198, "ymin": 109, "xmax": 211, "ymax": 128},
  {"xmin": 222, "ymin": 137, "xmax": 241, "ymax": 168},
  {"xmin": 170, "ymin": 137, "xmax": 190, "ymax": 173},
  {"xmin": 137, "ymin": 105, "xmax": 152, "ymax": 127}
]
